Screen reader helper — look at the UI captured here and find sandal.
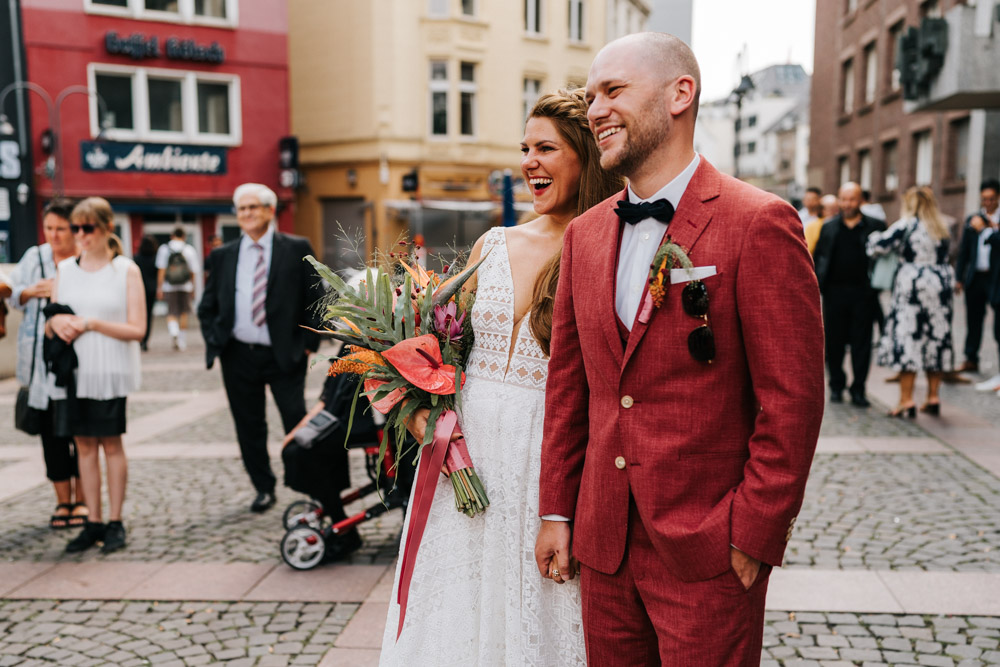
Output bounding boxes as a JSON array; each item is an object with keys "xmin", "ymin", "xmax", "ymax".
[
  {"xmin": 50, "ymin": 503, "xmax": 73, "ymax": 530},
  {"xmin": 67, "ymin": 503, "xmax": 89, "ymax": 528}
]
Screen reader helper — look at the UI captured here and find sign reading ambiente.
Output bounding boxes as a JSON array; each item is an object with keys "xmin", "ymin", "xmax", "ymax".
[{"xmin": 80, "ymin": 141, "xmax": 228, "ymax": 175}]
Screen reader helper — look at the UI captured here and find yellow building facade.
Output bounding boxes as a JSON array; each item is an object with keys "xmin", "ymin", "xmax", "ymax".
[{"xmin": 288, "ymin": 0, "xmax": 649, "ymax": 271}]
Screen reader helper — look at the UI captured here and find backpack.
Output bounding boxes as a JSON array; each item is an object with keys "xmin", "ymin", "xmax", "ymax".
[{"xmin": 164, "ymin": 249, "xmax": 192, "ymax": 285}]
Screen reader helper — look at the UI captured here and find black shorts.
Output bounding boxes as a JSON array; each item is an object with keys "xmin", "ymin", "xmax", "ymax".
[{"xmin": 72, "ymin": 397, "xmax": 127, "ymax": 437}]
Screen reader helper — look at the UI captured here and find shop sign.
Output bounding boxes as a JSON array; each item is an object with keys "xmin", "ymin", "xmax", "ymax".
[
  {"xmin": 0, "ymin": 140, "xmax": 20, "ymax": 180},
  {"xmin": 105, "ymin": 31, "xmax": 225, "ymax": 64},
  {"xmin": 80, "ymin": 141, "xmax": 227, "ymax": 175}
]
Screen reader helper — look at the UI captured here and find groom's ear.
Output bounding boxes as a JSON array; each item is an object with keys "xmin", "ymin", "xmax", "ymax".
[{"xmin": 669, "ymin": 75, "xmax": 698, "ymax": 118}]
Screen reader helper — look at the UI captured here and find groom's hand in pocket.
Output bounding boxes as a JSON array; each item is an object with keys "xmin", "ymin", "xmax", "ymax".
[
  {"xmin": 730, "ymin": 546, "xmax": 762, "ymax": 589},
  {"xmin": 535, "ymin": 520, "xmax": 573, "ymax": 584}
]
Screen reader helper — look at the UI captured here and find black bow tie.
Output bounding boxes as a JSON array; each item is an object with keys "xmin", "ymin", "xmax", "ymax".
[{"xmin": 614, "ymin": 198, "xmax": 675, "ymax": 225}]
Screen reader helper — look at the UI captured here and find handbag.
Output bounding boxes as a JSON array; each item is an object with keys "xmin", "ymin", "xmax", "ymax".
[
  {"xmin": 14, "ymin": 248, "xmax": 46, "ymax": 435},
  {"xmin": 870, "ymin": 221, "xmax": 916, "ymax": 291}
]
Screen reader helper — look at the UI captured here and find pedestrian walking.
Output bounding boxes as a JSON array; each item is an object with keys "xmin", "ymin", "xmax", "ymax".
[
  {"xmin": 134, "ymin": 235, "xmax": 159, "ymax": 352},
  {"xmin": 46, "ymin": 197, "xmax": 145, "ymax": 554},
  {"xmin": 155, "ymin": 227, "xmax": 200, "ymax": 351},
  {"xmin": 198, "ymin": 183, "xmax": 323, "ymax": 513},
  {"xmin": 956, "ymin": 179, "xmax": 1000, "ymax": 388},
  {"xmin": 867, "ymin": 186, "xmax": 955, "ymax": 417},
  {"xmin": 7, "ymin": 199, "xmax": 88, "ymax": 529},
  {"xmin": 813, "ymin": 182, "xmax": 886, "ymax": 407}
]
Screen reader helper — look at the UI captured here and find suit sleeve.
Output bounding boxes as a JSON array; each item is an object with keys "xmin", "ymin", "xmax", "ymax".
[
  {"xmin": 297, "ymin": 238, "xmax": 322, "ymax": 353},
  {"xmin": 538, "ymin": 221, "xmax": 590, "ymax": 519},
  {"xmin": 955, "ymin": 221, "xmax": 974, "ymax": 283},
  {"xmin": 197, "ymin": 247, "xmax": 223, "ymax": 362},
  {"xmin": 730, "ymin": 199, "xmax": 825, "ymax": 567}
]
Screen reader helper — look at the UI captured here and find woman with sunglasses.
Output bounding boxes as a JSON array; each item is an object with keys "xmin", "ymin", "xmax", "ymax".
[
  {"xmin": 46, "ymin": 197, "xmax": 146, "ymax": 554},
  {"xmin": 379, "ymin": 89, "xmax": 622, "ymax": 666}
]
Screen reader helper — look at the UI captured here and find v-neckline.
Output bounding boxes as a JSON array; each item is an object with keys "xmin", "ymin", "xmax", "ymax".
[{"xmin": 499, "ymin": 228, "xmax": 531, "ymax": 379}]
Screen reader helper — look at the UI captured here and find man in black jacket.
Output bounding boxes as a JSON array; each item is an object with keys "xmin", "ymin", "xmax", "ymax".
[
  {"xmin": 198, "ymin": 183, "xmax": 324, "ymax": 512},
  {"xmin": 955, "ymin": 179, "xmax": 1000, "ymax": 378},
  {"xmin": 813, "ymin": 182, "xmax": 886, "ymax": 407}
]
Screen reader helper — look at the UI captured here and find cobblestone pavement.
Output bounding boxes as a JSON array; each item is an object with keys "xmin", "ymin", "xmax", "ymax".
[
  {"xmin": 819, "ymin": 397, "xmax": 930, "ymax": 439},
  {"xmin": 786, "ymin": 454, "xmax": 1000, "ymax": 572},
  {"xmin": 0, "ymin": 456, "xmax": 402, "ymax": 566},
  {"xmin": 0, "ymin": 599, "xmax": 356, "ymax": 667},
  {"xmin": 0, "ymin": 402, "xmax": 182, "ymax": 448},
  {"xmin": 762, "ymin": 610, "xmax": 1000, "ymax": 666}
]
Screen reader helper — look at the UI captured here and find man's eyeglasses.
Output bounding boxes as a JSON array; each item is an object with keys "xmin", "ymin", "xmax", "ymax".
[
  {"xmin": 70, "ymin": 224, "xmax": 96, "ymax": 235},
  {"xmin": 681, "ymin": 280, "xmax": 714, "ymax": 363}
]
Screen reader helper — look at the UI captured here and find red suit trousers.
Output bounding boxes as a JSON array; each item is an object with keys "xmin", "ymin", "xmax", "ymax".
[{"xmin": 580, "ymin": 500, "xmax": 771, "ymax": 666}]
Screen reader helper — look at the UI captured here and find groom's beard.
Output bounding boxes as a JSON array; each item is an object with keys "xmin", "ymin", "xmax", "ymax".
[{"xmin": 599, "ymin": 100, "xmax": 672, "ymax": 178}]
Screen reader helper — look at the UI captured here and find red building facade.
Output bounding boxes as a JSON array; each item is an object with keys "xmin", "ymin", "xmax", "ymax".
[{"xmin": 19, "ymin": 0, "xmax": 292, "ymax": 256}]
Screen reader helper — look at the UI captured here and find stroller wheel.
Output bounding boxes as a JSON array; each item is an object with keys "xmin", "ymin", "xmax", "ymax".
[
  {"xmin": 280, "ymin": 527, "xmax": 327, "ymax": 570},
  {"xmin": 282, "ymin": 500, "xmax": 323, "ymax": 530}
]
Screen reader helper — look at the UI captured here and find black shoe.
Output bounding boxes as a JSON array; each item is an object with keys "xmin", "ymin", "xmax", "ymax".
[
  {"xmin": 324, "ymin": 529, "xmax": 363, "ymax": 563},
  {"xmin": 66, "ymin": 521, "xmax": 105, "ymax": 553},
  {"xmin": 829, "ymin": 390, "xmax": 844, "ymax": 404},
  {"xmin": 250, "ymin": 492, "xmax": 276, "ymax": 513},
  {"xmin": 101, "ymin": 521, "xmax": 126, "ymax": 554},
  {"xmin": 850, "ymin": 392, "xmax": 871, "ymax": 408}
]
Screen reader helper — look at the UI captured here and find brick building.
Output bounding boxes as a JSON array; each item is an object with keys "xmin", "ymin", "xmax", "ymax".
[{"xmin": 809, "ymin": 0, "xmax": 997, "ymax": 224}]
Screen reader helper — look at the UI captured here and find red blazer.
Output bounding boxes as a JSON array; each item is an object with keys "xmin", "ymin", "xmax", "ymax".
[{"xmin": 539, "ymin": 159, "xmax": 824, "ymax": 582}]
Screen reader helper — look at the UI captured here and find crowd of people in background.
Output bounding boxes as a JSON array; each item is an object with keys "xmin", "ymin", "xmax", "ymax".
[{"xmin": 800, "ymin": 177, "xmax": 1000, "ymax": 416}]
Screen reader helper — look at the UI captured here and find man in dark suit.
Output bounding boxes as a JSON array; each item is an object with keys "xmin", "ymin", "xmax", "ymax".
[
  {"xmin": 955, "ymin": 179, "xmax": 1000, "ymax": 378},
  {"xmin": 198, "ymin": 183, "xmax": 323, "ymax": 512},
  {"xmin": 813, "ymin": 182, "xmax": 886, "ymax": 407}
]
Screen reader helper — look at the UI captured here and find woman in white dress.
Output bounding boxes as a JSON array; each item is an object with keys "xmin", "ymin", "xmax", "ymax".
[
  {"xmin": 379, "ymin": 90, "xmax": 623, "ymax": 666},
  {"xmin": 46, "ymin": 197, "xmax": 145, "ymax": 554}
]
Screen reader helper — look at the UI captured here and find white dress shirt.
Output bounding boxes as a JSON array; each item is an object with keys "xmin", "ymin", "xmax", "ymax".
[
  {"xmin": 615, "ymin": 154, "xmax": 701, "ymax": 329},
  {"xmin": 232, "ymin": 226, "xmax": 274, "ymax": 346},
  {"xmin": 976, "ymin": 208, "xmax": 999, "ymax": 272},
  {"xmin": 541, "ymin": 155, "xmax": 701, "ymax": 524}
]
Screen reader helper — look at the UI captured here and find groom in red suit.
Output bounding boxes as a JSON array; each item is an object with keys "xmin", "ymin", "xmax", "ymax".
[{"xmin": 534, "ymin": 33, "xmax": 824, "ymax": 665}]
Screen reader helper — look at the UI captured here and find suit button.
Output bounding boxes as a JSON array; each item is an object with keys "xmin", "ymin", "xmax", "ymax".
[
  {"xmin": 620, "ymin": 395, "xmax": 634, "ymax": 408},
  {"xmin": 615, "ymin": 456, "xmax": 626, "ymax": 470}
]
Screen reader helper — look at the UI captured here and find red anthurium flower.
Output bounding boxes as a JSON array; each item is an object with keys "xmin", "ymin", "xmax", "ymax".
[
  {"xmin": 382, "ymin": 334, "xmax": 465, "ymax": 395},
  {"xmin": 364, "ymin": 378, "xmax": 406, "ymax": 414}
]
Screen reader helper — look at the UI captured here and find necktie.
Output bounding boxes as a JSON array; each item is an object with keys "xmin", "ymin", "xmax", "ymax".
[
  {"xmin": 251, "ymin": 243, "xmax": 267, "ymax": 327},
  {"xmin": 614, "ymin": 198, "xmax": 675, "ymax": 225}
]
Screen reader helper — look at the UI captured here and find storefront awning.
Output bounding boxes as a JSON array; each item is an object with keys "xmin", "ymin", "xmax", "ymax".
[{"xmin": 110, "ymin": 202, "xmax": 236, "ymax": 215}]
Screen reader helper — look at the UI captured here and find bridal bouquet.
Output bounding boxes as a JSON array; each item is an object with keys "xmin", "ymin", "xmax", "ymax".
[{"xmin": 304, "ymin": 248, "xmax": 490, "ymax": 517}]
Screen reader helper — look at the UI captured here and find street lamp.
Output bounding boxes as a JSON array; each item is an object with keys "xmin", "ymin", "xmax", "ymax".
[
  {"xmin": 0, "ymin": 81, "xmax": 110, "ymax": 196},
  {"xmin": 730, "ymin": 74, "xmax": 755, "ymax": 180}
]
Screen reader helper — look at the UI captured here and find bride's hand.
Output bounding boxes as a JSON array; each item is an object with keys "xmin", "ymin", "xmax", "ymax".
[{"xmin": 404, "ymin": 407, "xmax": 459, "ymax": 476}]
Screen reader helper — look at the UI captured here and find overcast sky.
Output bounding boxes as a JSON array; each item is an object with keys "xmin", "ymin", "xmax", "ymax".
[{"xmin": 690, "ymin": 0, "xmax": 816, "ymax": 102}]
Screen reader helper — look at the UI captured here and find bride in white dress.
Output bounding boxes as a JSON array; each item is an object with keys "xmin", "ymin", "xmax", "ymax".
[{"xmin": 379, "ymin": 90, "xmax": 623, "ymax": 666}]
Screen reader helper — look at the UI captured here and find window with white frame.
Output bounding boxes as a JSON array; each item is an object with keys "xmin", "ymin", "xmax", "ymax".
[
  {"xmin": 883, "ymin": 140, "xmax": 898, "ymax": 192},
  {"xmin": 461, "ymin": 0, "xmax": 476, "ymax": 17},
  {"xmin": 863, "ymin": 42, "xmax": 878, "ymax": 104},
  {"xmin": 459, "ymin": 61, "xmax": 477, "ymax": 137},
  {"xmin": 914, "ymin": 130, "xmax": 933, "ymax": 185},
  {"xmin": 90, "ymin": 64, "xmax": 241, "ymax": 145},
  {"xmin": 838, "ymin": 156, "xmax": 851, "ymax": 187},
  {"xmin": 859, "ymin": 149, "xmax": 872, "ymax": 191},
  {"xmin": 842, "ymin": 58, "xmax": 855, "ymax": 114},
  {"xmin": 525, "ymin": 0, "xmax": 543, "ymax": 34},
  {"xmin": 523, "ymin": 77, "xmax": 542, "ymax": 120},
  {"xmin": 86, "ymin": 0, "xmax": 236, "ymax": 25},
  {"xmin": 888, "ymin": 21, "xmax": 903, "ymax": 92},
  {"xmin": 429, "ymin": 60, "xmax": 449, "ymax": 137},
  {"xmin": 568, "ymin": 0, "xmax": 584, "ymax": 41}
]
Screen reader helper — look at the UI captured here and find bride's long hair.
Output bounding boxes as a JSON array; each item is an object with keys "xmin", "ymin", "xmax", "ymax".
[{"xmin": 528, "ymin": 89, "xmax": 624, "ymax": 355}]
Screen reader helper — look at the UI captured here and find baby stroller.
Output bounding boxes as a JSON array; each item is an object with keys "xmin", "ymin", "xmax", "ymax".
[{"xmin": 279, "ymin": 369, "xmax": 415, "ymax": 570}]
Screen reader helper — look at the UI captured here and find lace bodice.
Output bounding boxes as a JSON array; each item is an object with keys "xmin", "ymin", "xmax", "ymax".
[{"xmin": 466, "ymin": 227, "xmax": 548, "ymax": 392}]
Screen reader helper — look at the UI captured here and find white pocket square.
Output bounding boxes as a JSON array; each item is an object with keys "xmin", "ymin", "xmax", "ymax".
[{"xmin": 670, "ymin": 265, "xmax": 717, "ymax": 284}]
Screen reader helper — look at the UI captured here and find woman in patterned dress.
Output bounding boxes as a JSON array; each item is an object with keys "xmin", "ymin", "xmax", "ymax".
[
  {"xmin": 867, "ymin": 186, "xmax": 955, "ymax": 417},
  {"xmin": 378, "ymin": 90, "xmax": 622, "ymax": 666}
]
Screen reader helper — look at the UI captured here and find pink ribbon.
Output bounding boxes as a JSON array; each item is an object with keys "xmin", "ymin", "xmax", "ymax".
[
  {"xmin": 395, "ymin": 409, "xmax": 459, "ymax": 640},
  {"xmin": 444, "ymin": 437, "xmax": 473, "ymax": 473},
  {"xmin": 637, "ymin": 291, "xmax": 655, "ymax": 324}
]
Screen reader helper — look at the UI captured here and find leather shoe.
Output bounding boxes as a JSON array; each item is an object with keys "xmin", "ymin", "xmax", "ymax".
[
  {"xmin": 957, "ymin": 361, "xmax": 979, "ymax": 373},
  {"xmin": 942, "ymin": 371, "xmax": 972, "ymax": 384},
  {"xmin": 850, "ymin": 391, "xmax": 870, "ymax": 408},
  {"xmin": 829, "ymin": 390, "xmax": 844, "ymax": 404},
  {"xmin": 324, "ymin": 529, "xmax": 362, "ymax": 563},
  {"xmin": 250, "ymin": 492, "xmax": 276, "ymax": 513}
]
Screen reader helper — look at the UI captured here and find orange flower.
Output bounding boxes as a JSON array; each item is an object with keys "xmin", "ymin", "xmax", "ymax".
[
  {"xmin": 382, "ymin": 334, "xmax": 465, "ymax": 395},
  {"xmin": 328, "ymin": 347, "xmax": 388, "ymax": 377}
]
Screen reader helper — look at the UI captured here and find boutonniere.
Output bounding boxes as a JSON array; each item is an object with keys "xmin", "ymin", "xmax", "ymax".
[{"xmin": 637, "ymin": 236, "xmax": 694, "ymax": 324}]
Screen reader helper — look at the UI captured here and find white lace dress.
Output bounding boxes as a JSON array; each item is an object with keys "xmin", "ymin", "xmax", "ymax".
[{"xmin": 379, "ymin": 227, "xmax": 586, "ymax": 666}]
